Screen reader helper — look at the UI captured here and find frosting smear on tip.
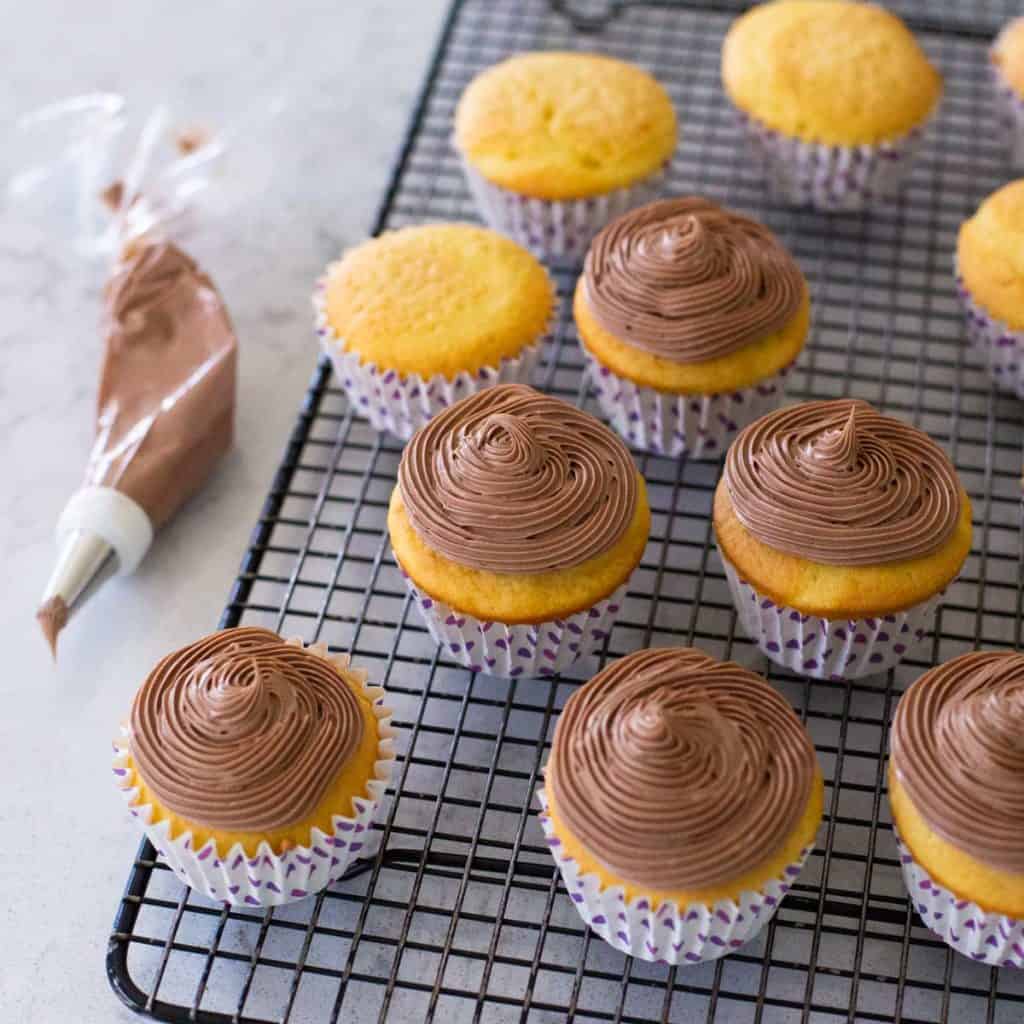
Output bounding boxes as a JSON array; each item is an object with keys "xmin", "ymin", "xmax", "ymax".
[{"xmin": 36, "ymin": 595, "xmax": 69, "ymax": 660}]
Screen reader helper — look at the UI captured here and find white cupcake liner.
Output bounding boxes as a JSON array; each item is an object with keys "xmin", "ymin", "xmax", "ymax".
[
  {"xmin": 955, "ymin": 268, "xmax": 1024, "ymax": 399},
  {"xmin": 991, "ymin": 35, "xmax": 1024, "ymax": 169},
  {"xmin": 733, "ymin": 106, "xmax": 933, "ymax": 213},
  {"xmin": 399, "ymin": 566, "xmax": 630, "ymax": 679},
  {"xmin": 457, "ymin": 153, "xmax": 669, "ymax": 264},
  {"xmin": 112, "ymin": 642, "xmax": 396, "ymax": 907},
  {"xmin": 537, "ymin": 787, "xmax": 813, "ymax": 965},
  {"xmin": 895, "ymin": 827, "xmax": 1024, "ymax": 967},
  {"xmin": 582, "ymin": 346, "xmax": 790, "ymax": 459},
  {"xmin": 721, "ymin": 555, "xmax": 943, "ymax": 680},
  {"xmin": 313, "ymin": 272, "xmax": 549, "ymax": 441}
]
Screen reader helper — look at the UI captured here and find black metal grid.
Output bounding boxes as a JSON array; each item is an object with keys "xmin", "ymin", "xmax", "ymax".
[{"xmin": 107, "ymin": 2, "xmax": 1024, "ymax": 1021}]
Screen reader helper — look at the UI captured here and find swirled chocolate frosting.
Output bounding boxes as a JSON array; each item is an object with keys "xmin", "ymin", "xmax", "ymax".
[
  {"xmin": 582, "ymin": 197, "xmax": 805, "ymax": 363},
  {"xmin": 891, "ymin": 651, "xmax": 1024, "ymax": 872},
  {"xmin": 546, "ymin": 647, "xmax": 818, "ymax": 891},
  {"xmin": 723, "ymin": 399, "xmax": 961, "ymax": 566},
  {"xmin": 129, "ymin": 627, "xmax": 365, "ymax": 832},
  {"xmin": 398, "ymin": 384, "xmax": 638, "ymax": 574}
]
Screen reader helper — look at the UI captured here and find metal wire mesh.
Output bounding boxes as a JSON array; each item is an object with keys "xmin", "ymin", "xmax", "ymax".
[{"xmin": 107, "ymin": 1, "xmax": 1024, "ymax": 1021}]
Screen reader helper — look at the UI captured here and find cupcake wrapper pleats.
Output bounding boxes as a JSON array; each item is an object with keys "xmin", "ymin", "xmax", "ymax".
[
  {"xmin": 896, "ymin": 828, "xmax": 1024, "ymax": 968},
  {"xmin": 537, "ymin": 788, "xmax": 813, "ymax": 965},
  {"xmin": 955, "ymin": 268, "xmax": 1024, "ymax": 399}
]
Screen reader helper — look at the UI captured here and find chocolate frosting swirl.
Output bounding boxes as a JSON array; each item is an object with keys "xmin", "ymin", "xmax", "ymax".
[
  {"xmin": 547, "ymin": 648, "xmax": 818, "ymax": 891},
  {"xmin": 129, "ymin": 627, "xmax": 365, "ymax": 832},
  {"xmin": 892, "ymin": 651, "xmax": 1024, "ymax": 872},
  {"xmin": 398, "ymin": 384, "xmax": 638, "ymax": 574},
  {"xmin": 723, "ymin": 399, "xmax": 961, "ymax": 566},
  {"xmin": 582, "ymin": 197, "xmax": 805, "ymax": 363}
]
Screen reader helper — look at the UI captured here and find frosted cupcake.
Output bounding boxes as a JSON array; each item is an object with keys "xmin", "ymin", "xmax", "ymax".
[
  {"xmin": 991, "ymin": 18, "xmax": 1024, "ymax": 168},
  {"xmin": 388, "ymin": 384, "xmax": 650, "ymax": 678},
  {"xmin": 539, "ymin": 647, "xmax": 823, "ymax": 965},
  {"xmin": 576, "ymin": 197, "xmax": 809, "ymax": 458},
  {"xmin": 113, "ymin": 627, "xmax": 395, "ymax": 906},
  {"xmin": 714, "ymin": 400, "xmax": 973, "ymax": 680},
  {"xmin": 454, "ymin": 52, "xmax": 677, "ymax": 262},
  {"xmin": 722, "ymin": 1, "xmax": 942, "ymax": 211},
  {"xmin": 314, "ymin": 223, "xmax": 555, "ymax": 439},
  {"xmin": 890, "ymin": 651, "xmax": 1024, "ymax": 966}
]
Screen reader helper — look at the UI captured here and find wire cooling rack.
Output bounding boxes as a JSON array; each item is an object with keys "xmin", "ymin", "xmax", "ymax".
[{"xmin": 107, "ymin": 2, "xmax": 1024, "ymax": 1022}]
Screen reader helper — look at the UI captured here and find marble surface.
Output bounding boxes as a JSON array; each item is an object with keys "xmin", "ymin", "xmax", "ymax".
[{"xmin": 0, "ymin": 2, "xmax": 447, "ymax": 1020}]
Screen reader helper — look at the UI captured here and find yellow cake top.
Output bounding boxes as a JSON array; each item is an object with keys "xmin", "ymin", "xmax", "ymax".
[
  {"xmin": 992, "ymin": 17, "xmax": 1024, "ymax": 98},
  {"xmin": 958, "ymin": 178, "xmax": 1024, "ymax": 329},
  {"xmin": 722, "ymin": 1, "xmax": 942, "ymax": 145},
  {"xmin": 323, "ymin": 223, "xmax": 554, "ymax": 379},
  {"xmin": 454, "ymin": 51, "xmax": 678, "ymax": 200}
]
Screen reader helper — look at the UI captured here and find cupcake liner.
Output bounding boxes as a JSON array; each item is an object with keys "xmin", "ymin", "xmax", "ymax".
[
  {"xmin": 991, "ymin": 39, "xmax": 1024, "ymax": 169},
  {"xmin": 537, "ymin": 788, "xmax": 813, "ymax": 965},
  {"xmin": 457, "ymin": 152, "xmax": 669, "ymax": 264},
  {"xmin": 582, "ymin": 347, "xmax": 790, "ymax": 460},
  {"xmin": 895, "ymin": 827, "xmax": 1024, "ymax": 967},
  {"xmin": 313, "ymin": 272, "xmax": 549, "ymax": 441},
  {"xmin": 733, "ymin": 107, "xmax": 933, "ymax": 213},
  {"xmin": 955, "ymin": 268, "xmax": 1024, "ymax": 399},
  {"xmin": 721, "ymin": 555, "xmax": 943, "ymax": 680},
  {"xmin": 112, "ymin": 642, "xmax": 396, "ymax": 907},
  {"xmin": 400, "ymin": 567, "xmax": 629, "ymax": 679}
]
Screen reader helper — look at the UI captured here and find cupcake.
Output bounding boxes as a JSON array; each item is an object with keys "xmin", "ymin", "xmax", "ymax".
[
  {"xmin": 388, "ymin": 384, "xmax": 650, "ymax": 678},
  {"xmin": 722, "ymin": 1, "xmax": 942, "ymax": 211},
  {"xmin": 539, "ymin": 647, "xmax": 823, "ymax": 965},
  {"xmin": 314, "ymin": 223, "xmax": 555, "ymax": 439},
  {"xmin": 714, "ymin": 400, "xmax": 973, "ymax": 680},
  {"xmin": 956, "ymin": 180, "xmax": 1024, "ymax": 399},
  {"xmin": 453, "ymin": 52, "xmax": 677, "ymax": 262},
  {"xmin": 112, "ymin": 627, "xmax": 395, "ymax": 906},
  {"xmin": 575, "ymin": 197, "xmax": 809, "ymax": 458},
  {"xmin": 890, "ymin": 651, "xmax": 1024, "ymax": 966},
  {"xmin": 991, "ymin": 18, "xmax": 1024, "ymax": 168}
]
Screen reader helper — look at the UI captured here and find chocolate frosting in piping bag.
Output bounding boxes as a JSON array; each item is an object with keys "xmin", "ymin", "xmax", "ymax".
[
  {"xmin": 398, "ymin": 384, "xmax": 637, "ymax": 574},
  {"xmin": 582, "ymin": 197, "xmax": 805, "ymax": 363},
  {"xmin": 723, "ymin": 399, "xmax": 961, "ymax": 565},
  {"xmin": 130, "ymin": 627, "xmax": 364, "ymax": 832},
  {"xmin": 891, "ymin": 651, "xmax": 1024, "ymax": 872},
  {"xmin": 546, "ymin": 647, "xmax": 818, "ymax": 891}
]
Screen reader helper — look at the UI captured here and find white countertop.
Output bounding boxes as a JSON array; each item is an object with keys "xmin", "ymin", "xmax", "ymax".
[{"xmin": 0, "ymin": 3, "xmax": 446, "ymax": 1019}]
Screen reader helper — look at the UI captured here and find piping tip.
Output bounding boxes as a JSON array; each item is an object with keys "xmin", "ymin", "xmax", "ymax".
[{"xmin": 36, "ymin": 595, "xmax": 69, "ymax": 660}]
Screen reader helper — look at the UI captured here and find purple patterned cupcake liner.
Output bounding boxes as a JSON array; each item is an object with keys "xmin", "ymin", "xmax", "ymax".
[
  {"xmin": 991, "ymin": 28, "xmax": 1024, "ymax": 169},
  {"xmin": 400, "ymin": 568, "xmax": 630, "ymax": 679},
  {"xmin": 313, "ymin": 270, "xmax": 552, "ymax": 441},
  {"xmin": 955, "ymin": 266, "xmax": 1024, "ymax": 399},
  {"xmin": 732, "ymin": 106, "xmax": 934, "ymax": 213},
  {"xmin": 537, "ymin": 788, "xmax": 814, "ymax": 965},
  {"xmin": 113, "ymin": 642, "xmax": 396, "ymax": 907},
  {"xmin": 456, "ymin": 151, "xmax": 669, "ymax": 264},
  {"xmin": 895, "ymin": 827, "xmax": 1024, "ymax": 967},
  {"xmin": 582, "ymin": 348, "xmax": 790, "ymax": 460},
  {"xmin": 721, "ymin": 556, "xmax": 944, "ymax": 681}
]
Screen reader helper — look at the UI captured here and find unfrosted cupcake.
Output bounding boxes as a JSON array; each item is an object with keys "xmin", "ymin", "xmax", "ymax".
[
  {"xmin": 714, "ymin": 400, "xmax": 972, "ymax": 680},
  {"xmin": 576, "ymin": 197, "xmax": 809, "ymax": 458},
  {"xmin": 539, "ymin": 647, "xmax": 823, "ymax": 965},
  {"xmin": 956, "ymin": 179, "xmax": 1024, "ymax": 398},
  {"xmin": 314, "ymin": 223, "xmax": 555, "ymax": 439},
  {"xmin": 991, "ymin": 18, "xmax": 1024, "ymax": 168},
  {"xmin": 454, "ymin": 52, "xmax": 677, "ymax": 262},
  {"xmin": 722, "ymin": 1, "xmax": 942, "ymax": 211},
  {"xmin": 890, "ymin": 651, "xmax": 1024, "ymax": 966},
  {"xmin": 113, "ymin": 627, "xmax": 395, "ymax": 906},
  {"xmin": 388, "ymin": 384, "xmax": 650, "ymax": 678}
]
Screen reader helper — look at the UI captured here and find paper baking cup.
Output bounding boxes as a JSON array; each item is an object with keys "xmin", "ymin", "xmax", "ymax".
[
  {"xmin": 457, "ymin": 155, "xmax": 668, "ymax": 264},
  {"xmin": 583, "ymin": 348, "xmax": 789, "ymax": 460},
  {"xmin": 721, "ymin": 556, "xmax": 943, "ymax": 681},
  {"xmin": 992, "ymin": 38, "xmax": 1024, "ymax": 168},
  {"xmin": 112, "ymin": 643, "xmax": 396, "ymax": 907},
  {"xmin": 895, "ymin": 827, "xmax": 1024, "ymax": 967},
  {"xmin": 733, "ymin": 107, "xmax": 932, "ymax": 213},
  {"xmin": 537, "ymin": 788, "xmax": 813, "ymax": 965},
  {"xmin": 400, "ymin": 568, "xmax": 629, "ymax": 679},
  {"xmin": 955, "ymin": 271, "xmax": 1024, "ymax": 399},
  {"xmin": 313, "ymin": 273, "xmax": 547, "ymax": 441}
]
